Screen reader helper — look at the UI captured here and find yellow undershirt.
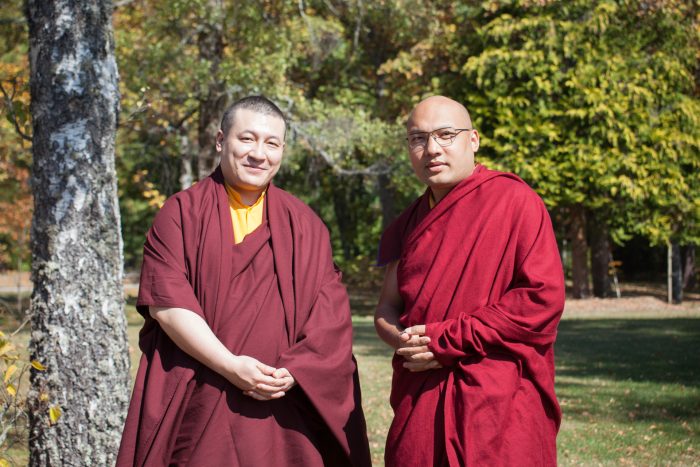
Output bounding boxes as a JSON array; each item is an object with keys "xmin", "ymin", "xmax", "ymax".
[{"xmin": 225, "ymin": 183, "xmax": 266, "ymax": 244}]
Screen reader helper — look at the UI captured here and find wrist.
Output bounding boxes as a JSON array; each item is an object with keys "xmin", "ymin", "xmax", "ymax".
[
  {"xmin": 392, "ymin": 329, "xmax": 407, "ymax": 350},
  {"xmin": 218, "ymin": 352, "xmax": 240, "ymax": 377}
]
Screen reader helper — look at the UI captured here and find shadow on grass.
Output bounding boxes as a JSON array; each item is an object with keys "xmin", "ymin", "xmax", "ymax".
[
  {"xmin": 355, "ymin": 316, "xmax": 700, "ymax": 386},
  {"xmin": 557, "ymin": 377, "xmax": 698, "ymax": 421},
  {"xmin": 556, "ymin": 317, "xmax": 700, "ymax": 431},
  {"xmin": 555, "ymin": 319, "xmax": 700, "ymax": 386},
  {"xmin": 353, "ymin": 319, "xmax": 393, "ymax": 358}
]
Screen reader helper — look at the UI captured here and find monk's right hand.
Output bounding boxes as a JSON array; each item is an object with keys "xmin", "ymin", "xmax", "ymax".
[
  {"xmin": 226, "ymin": 355, "xmax": 288, "ymax": 400},
  {"xmin": 396, "ymin": 328, "xmax": 443, "ymax": 372}
]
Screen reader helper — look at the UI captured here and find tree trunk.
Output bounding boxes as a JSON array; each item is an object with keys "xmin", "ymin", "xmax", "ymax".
[
  {"xmin": 179, "ymin": 129, "xmax": 195, "ymax": 190},
  {"xmin": 26, "ymin": 1, "xmax": 130, "ymax": 464},
  {"xmin": 196, "ymin": 87, "xmax": 227, "ymax": 179},
  {"xmin": 683, "ymin": 244, "xmax": 696, "ymax": 290},
  {"xmin": 667, "ymin": 242, "xmax": 673, "ymax": 304},
  {"xmin": 590, "ymin": 219, "xmax": 611, "ymax": 298},
  {"xmin": 569, "ymin": 205, "xmax": 590, "ymax": 299},
  {"xmin": 332, "ymin": 176, "xmax": 361, "ymax": 261},
  {"xmin": 196, "ymin": 3, "xmax": 227, "ymax": 180},
  {"xmin": 671, "ymin": 242, "xmax": 682, "ymax": 303},
  {"xmin": 377, "ymin": 172, "xmax": 397, "ymax": 232}
]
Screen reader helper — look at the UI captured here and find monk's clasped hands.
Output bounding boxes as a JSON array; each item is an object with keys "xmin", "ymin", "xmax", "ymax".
[
  {"xmin": 226, "ymin": 355, "xmax": 296, "ymax": 401},
  {"xmin": 396, "ymin": 325, "xmax": 443, "ymax": 372}
]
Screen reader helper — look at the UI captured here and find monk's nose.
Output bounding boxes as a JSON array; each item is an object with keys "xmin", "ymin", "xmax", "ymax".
[
  {"xmin": 249, "ymin": 142, "xmax": 266, "ymax": 160},
  {"xmin": 425, "ymin": 134, "xmax": 443, "ymax": 155}
]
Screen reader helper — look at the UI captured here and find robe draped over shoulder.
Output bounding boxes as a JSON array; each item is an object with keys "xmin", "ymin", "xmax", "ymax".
[
  {"xmin": 378, "ymin": 165, "xmax": 565, "ymax": 467},
  {"xmin": 117, "ymin": 167, "xmax": 370, "ymax": 467}
]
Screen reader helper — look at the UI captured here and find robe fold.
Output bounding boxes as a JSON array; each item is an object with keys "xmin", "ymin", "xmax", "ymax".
[
  {"xmin": 378, "ymin": 165, "xmax": 565, "ymax": 466},
  {"xmin": 117, "ymin": 167, "xmax": 370, "ymax": 467}
]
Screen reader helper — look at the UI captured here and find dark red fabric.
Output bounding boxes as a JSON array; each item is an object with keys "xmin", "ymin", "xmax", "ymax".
[
  {"xmin": 117, "ymin": 167, "xmax": 370, "ymax": 466},
  {"xmin": 378, "ymin": 165, "xmax": 565, "ymax": 466}
]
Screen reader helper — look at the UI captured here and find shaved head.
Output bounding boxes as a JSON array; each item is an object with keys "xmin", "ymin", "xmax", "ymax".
[
  {"xmin": 405, "ymin": 95, "xmax": 480, "ymax": 202},
  {"xmin": 407, "ymin": 96, "xmax": 472, "ymax": 131}
]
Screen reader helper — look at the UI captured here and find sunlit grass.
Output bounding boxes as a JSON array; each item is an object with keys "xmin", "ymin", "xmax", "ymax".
[
  {"xmin": 352, "ymin": 314, "xmax": 700, "ymax": 466},
  {"xmin": 353, "ymin": 316, "xmax": 393, "ymax": 465},
  {"xmin": 2, "ymin": 291, "xmax": 699, "ymax": 466}
]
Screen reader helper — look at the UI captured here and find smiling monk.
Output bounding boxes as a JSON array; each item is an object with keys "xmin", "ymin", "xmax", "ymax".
[
  {"xmin": 374, "ymin": 96, "xmax": 565, "ymax": 466},
  {"xmin": 117, "ymin": 96, "xmax": 370, "ymax": 466}
]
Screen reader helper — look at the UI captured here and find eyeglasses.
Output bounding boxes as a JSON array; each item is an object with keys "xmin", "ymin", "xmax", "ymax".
[{"xmin": 407, "ymin": 127, "xmax": 473, "ymax": 150}]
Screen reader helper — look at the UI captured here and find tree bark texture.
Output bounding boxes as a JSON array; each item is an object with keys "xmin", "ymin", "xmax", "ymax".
[
  {"xmin": 590, "ymin": 218, "xmax": 612, "ymax": 298},
  {"xmin": 671, "ymin": 242, "xmax": 682, "ymax": 303},
  {"xmin": 377, "ymin": 172, "xmax": 397, "ymax": 232},
  {"xmin": 196, "ymin": 86, "xmax": 227, "ymax": 179},
  {"xmin": 683, "ymin": 244, "xmax": 696, "ymax": 290},
  {"xmin": 569, "ymin": 204, "xmax": 590, "ymax": 299},
  {"xmin": 179, "ymin": 130, "xmax": 195, "ymax": 190},
  {"xmin": 196, "ymin": 5, "xmax": 226, "ymax": 180},
  {"xmin": 26, "ymin": 1, "xmax": 130, "ymax": 465},
  {"xmin": 332, "ymin": 176, "xmax": 361, "ymax": 261}
]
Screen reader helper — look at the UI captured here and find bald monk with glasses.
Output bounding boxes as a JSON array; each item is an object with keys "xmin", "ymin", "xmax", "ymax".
[{"xmin": 375, "ymin": 95, "xmax": 565, "ymax": 466}]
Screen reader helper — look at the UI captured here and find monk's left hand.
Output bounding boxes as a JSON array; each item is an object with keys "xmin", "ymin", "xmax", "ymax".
[
  {"xmin": 396, "ymin": 325, "xmax": 443, "ymax": 372},
  {"xmin": 245, "ymin": 368, "xmax": 296, "ymax": 401}
]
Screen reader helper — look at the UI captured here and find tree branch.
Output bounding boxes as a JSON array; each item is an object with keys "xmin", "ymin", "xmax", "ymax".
[
  {"xmin": 0, "ymin": 81, "xmax": 32, "ymax": 142},
  {"xmin": 277, "ymin": 96, "xmax": 391, "ymax": 176},
  {"xmin": 113, "ymin": 0, "xmax": 138, "ymax": 9},
  {"xmin": 292, "ymin": 123, "xmax": 390, "ymax": 176},
  {"xmin": 0, "ymin": 18, "xmax": 26, "ymax": 25}
]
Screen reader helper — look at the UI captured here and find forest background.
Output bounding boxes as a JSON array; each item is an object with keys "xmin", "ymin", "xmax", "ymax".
[
  {"xmin": 1, "ymin": 0, "xmax": 699, "ymax": 296},
  {"xmin": 0, "ymin": 0, "xmax": 698, "ymax": 465}
]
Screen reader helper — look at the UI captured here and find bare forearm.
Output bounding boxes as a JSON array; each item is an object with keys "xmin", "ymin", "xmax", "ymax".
[
  {"xmin": 149, "ymin": 306, "xmax": 291, "ymax": 398},
  {"xmin": 149, "ymin": 306, "xmax": 235, "ymax": 376},
  {"xmin": 374, "ymin": 303, "xmax": 404, "ymax": 350},
  {"xmin": 374, "ymin": 261, "xmax": 406, "ymax": 350}
]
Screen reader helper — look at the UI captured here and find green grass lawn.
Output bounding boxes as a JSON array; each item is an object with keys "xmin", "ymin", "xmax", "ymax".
[
  {"xmin": 352, "ymin": 313, "xmax": 700, "ymax": 466},
  {"xmin": 555, "ymin": 318, "xmax": 699, "ymax": 466},
  {"xmin": 2, "ymin": 292, "xmax": 699, "ymax": 466}
]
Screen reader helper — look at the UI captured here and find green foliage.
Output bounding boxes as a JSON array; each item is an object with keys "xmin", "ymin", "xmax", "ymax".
[
  {"xmin": 0, "ymin": 324, "xmax": 58, "ymax": 466},
  {"xmin": 113, "ymin": 0, "xmax": 436, "ymax": 268},
  {"xmin": 452, "ymin": 0, "xmax": 699, "ymax": 245},
  {"xmin": 0, "ymin": 3, "xmax": 32, "ymax": 271},
  {"xmin": 114, "ymin": 0, "xmax": 303, "ymax": 264},
  {"xmin": 1, "ymin": 0, "xmax": 698, "ymax": 274}
]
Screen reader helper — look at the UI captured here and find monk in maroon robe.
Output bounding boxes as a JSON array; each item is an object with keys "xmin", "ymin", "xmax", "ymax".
[
  {"xmin": 375, "ymin": 96, "xmax": 565, "ymax": 466},
  {"xmin": 118, "ymin": 96, "xmax": 370, "ymax": 466}
]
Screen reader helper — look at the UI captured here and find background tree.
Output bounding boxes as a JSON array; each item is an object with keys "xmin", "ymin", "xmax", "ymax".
[
  {"xmin": 0, "ymin": 0, "xmax": 32, "ymax": 284},
  {"xmin": 26, "ymin": 1, "xmax": 129, "ymax": 464},
  {"xmin": 443, "ymin": 0, "xmax": 699, "ymax": 297},
  {"xmin": 6, "ymin": 0, "xmax": 694, "ymax": 300},
  {"xmin": 113, "ymin": 0, "xmax": 302, "ymax": 265}
]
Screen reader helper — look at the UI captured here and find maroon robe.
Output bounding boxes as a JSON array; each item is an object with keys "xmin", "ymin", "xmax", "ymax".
[
  {"xmin": 378, "ymin": 165, "xmax": 565, "ymax": 466},
  {"xmin": 117, "ymin": 167, "xmax": 370, "ymax": 466}
]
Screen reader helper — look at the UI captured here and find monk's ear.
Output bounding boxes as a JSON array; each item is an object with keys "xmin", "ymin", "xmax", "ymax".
[
  {"xmin": 215, "ymin": 129, "xmax": 225, "ymax": 152},
  {"xmin": 470, "ymin": 129, "xmax": 480, "ymax": 153}
]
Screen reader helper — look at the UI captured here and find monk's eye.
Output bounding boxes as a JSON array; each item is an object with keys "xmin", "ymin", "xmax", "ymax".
[
  {"xmin": 408, "ymin": 134, "xmax": 427, "ymax": 147},
  {"xmin": 435, "ymin": 130, "xmax": 456, "ymax": 142},
  {"xmin": 267, "ymin": 141, "xmax": 281, "ymax": 149}
]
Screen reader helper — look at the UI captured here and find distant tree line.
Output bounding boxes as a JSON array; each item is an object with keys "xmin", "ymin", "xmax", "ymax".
[
  {"xmin": 0, "ymin": 0, "xmax": 697, "ymax": 463},
  {"xmin": 1, "ymin": 0, "xmax": 698, "ymax": 298}
]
